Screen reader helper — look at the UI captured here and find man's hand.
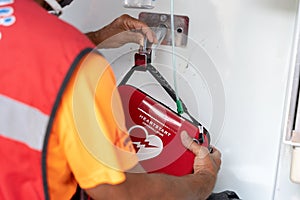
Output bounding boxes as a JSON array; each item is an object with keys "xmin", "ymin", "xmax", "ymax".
[
  {"xmin": 85, "ymin": 131, "xmax": 222, "ymax": 200},
  {"xmin": 86, "ymin": 14, "xmax": 157, "ymax": 48},
  {"xmin": 181, "ymin": 131, "xmax": 221, "ymax": 178}
]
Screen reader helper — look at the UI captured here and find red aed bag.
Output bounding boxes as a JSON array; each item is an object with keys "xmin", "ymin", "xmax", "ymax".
[{"xmin": 118, "ymin": 50, "xmax": 210, "ymax": 176}]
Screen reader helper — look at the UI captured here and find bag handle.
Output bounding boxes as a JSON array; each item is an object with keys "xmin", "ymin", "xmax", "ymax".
[
  {"xmin": 119, "ymin": 60, "xmax": 204, "ymax": 125},
  {"xmin": 118, "ymin": 50, "xmax": 210, "ymax": 145}
]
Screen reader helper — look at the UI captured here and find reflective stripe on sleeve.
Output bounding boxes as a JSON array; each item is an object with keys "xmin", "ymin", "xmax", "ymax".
[{"xmin": 0, "ymin": 94, "xmax": 49, "ymax": 151}]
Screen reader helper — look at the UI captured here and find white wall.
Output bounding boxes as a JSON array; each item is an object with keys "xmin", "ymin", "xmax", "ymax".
[{"xmin": 61, "ymin": 0, "xmax": 300, "ymax": 199}]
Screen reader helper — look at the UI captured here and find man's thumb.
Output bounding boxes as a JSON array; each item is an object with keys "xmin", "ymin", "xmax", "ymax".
[{"xmin": 180, "ymin": 131, "xmax": 209, "ymax": 158}]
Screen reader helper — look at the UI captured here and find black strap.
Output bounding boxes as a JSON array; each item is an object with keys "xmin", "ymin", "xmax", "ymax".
[
  {"xmin": 207, "ymin": 190, "xmax": 241, "ymax": 200},
  {"xmin": 119, "ymin": 63, "xmax": 201, "ymax": 127}
]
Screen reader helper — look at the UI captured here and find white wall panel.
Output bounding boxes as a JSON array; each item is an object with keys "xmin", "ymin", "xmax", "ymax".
[{"xmin": 61, "ymin": 0, "xmax": 300, "ymax": 199}]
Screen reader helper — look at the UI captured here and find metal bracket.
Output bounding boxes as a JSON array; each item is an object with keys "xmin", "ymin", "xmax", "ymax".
[{"xmin": 138, "ymin": 12, "xmax": 189, "ymax": 47}]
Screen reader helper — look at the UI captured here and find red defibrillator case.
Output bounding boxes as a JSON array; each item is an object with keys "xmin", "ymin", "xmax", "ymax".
[{"xmin": 118, "ymin": 50, "xmax": 210, "ymax": 176}]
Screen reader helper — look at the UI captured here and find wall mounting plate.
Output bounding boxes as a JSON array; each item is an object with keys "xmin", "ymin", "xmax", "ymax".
[{"xmin": 138, "ymin": 12, "xmax": 189, "ymax": 47}]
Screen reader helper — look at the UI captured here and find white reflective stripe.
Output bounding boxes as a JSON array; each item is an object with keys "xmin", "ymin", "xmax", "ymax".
[{"xmin": 0, "ymin": 94, "xmax": 49, "ymax": 151}]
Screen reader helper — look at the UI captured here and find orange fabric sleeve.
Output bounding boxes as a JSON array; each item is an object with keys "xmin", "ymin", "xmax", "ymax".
[{"xmin": 47, "ymin": 52, "xmax": 138, "ymax": 199}]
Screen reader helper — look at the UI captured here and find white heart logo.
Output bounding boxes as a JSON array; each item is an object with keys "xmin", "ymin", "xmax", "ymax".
[{"xmin": 128, "ymin": 125, "xmax": 163, "ymax": 161}]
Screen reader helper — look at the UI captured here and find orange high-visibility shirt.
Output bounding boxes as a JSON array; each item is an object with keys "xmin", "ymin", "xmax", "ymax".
[{"xmin": 47, "ymin": 53, "xmax": 138, "ymax": 199}]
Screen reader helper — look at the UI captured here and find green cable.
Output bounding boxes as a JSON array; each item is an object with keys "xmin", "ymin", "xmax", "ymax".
[{"xmin": 176, "ymin": 99, "xmax": 184, "ymax": 114}]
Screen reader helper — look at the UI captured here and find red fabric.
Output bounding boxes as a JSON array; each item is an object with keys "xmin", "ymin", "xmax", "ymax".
[
  {"xmin": 0, "ymin": 0, "xmax": 94, "ymax": 199},
  {"xmin": 0, "ymin": 136, "xmax": 43, "ymax": 199},
  {"xmin": 0, "ymin": 0, "xmax": 94, "ymax": 115}
]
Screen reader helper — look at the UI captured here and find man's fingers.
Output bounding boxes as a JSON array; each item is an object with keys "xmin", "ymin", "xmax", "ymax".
[
  {"xmin": 121, "ymin": 14, "xmax": 157, "ymax": 44},
  {"xmin": 210, "ymin": 146, "xmax": 221, "ymax": 158},
  {"xmin": 141, "ymin": 27, "xmax": 158, "ymax": 44},
  {"xmin": 180, "ymin": 131, "xmax": 222, "ymax": 176},
  {"xmin": 180, "ymin": 130, "xmax": 194, "ymax": 148},
  {"xmin": 209, "ymin": 146, "xmax": 222, "ymax": 168},
  {"xmin": 180, "ymin": 131, "xmax": 209, "ymax": 158},
  {"xmin": 130, "ymin": 20, "xmax": 157, "ymax": 44},
  {"xmin": 133, "ymin": 26, "xmax": 157, "ymax": 44},
  {"xmin": 121, "ymin": 31, "xmax": 144, "ymax": 46}
]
